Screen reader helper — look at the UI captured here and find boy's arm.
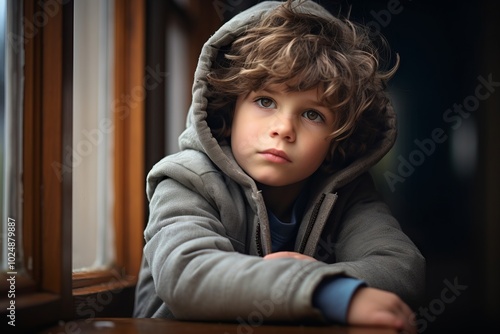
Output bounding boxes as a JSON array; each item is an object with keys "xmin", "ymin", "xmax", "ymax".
[
  {"xmin": 264, "ymin": 252, "xmax": 365, "ymax": 323},
  {"xmin": 266, "ymin": 253, "xmax": 416, "ymax": 333},
  {"xmin": 313, "ymin": 274, "xmax": 416, "ymax": 333}
]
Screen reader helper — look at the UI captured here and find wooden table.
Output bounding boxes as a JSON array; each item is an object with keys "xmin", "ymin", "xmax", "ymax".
[{"xmin": 39, "ymin": 318, "xmax": 399, "ymax": 334}]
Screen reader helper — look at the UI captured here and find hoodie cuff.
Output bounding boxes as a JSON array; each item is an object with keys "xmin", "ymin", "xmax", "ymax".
[{"xmin": 312, "ymin": 276, "xmax": 366, "ymax": 324}]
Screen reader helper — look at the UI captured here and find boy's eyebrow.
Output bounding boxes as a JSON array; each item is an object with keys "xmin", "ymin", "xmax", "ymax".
[
  {"xmin": 260, "ymin": 87, "xmax": 280, "ymax": 95},
  {"xmin": 304, "ymin": 99, "xmax": 330, "ymax": 110}
]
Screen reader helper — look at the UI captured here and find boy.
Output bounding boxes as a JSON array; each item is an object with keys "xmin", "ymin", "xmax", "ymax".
[{"xmin": 134, "ymin": 0, "xmax": 425, "ymax": 332}]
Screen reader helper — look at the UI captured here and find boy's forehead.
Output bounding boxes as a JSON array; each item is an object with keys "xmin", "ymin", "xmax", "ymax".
[
  {"xmin": 259, "ymin": 81, "xmax": 321, "ymax": 92},
  {"xmin": 257, "ymin": 83, "xmax": 326, "ymax": 101}
]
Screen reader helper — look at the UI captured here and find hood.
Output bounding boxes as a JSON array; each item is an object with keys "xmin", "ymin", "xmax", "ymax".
[{"xmin": 178, "ymin": 0, "xmax": 397, "ymax": 193}]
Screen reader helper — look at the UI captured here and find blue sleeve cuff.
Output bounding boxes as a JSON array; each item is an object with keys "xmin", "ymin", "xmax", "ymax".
[{"xmin": 312, "ymin": 277, "xmax": 366, "ymax": 324}]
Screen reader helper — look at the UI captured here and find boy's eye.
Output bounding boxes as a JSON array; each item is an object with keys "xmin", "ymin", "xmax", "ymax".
[
  {"xmin": 303, "ymin": 110, "xmax": 324, "ymax": 123},
  {"xmin": 255, "ymin": 97, "xmax": 276, "ymax": 109}
]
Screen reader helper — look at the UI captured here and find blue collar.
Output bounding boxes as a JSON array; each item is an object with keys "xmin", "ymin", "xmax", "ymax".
[{"xmin": 267, "ymin": 189, "xmax": 308, "ymax": 252}]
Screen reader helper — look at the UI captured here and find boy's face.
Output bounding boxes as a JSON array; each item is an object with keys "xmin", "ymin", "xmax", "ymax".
[{"xmin": 230, "ymin": 84, "xmax": 336, "ymax": 187}]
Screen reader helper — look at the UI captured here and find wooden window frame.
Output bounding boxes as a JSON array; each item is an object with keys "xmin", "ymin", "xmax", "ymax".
[
  {"xmin": 0, "ymin": 0, "xmax": 146, "ymax": 330},
  {"xmin": 112, "ymin": 0, "xmax": 145, "ymax": 279},
  {"xmin": 0, "ymin": 0, "xmax": 224, "ymax": 330},
  {"xmin": 70, "ymin": 0, "xmax": 145, "ymax": 318},
  {"xmin": 70, "ymin": 0, "xmax": 145, "ymax": 319},
  {"xmin": 0, "ymin": 0, "xmax": 73, "ymax": 331}
]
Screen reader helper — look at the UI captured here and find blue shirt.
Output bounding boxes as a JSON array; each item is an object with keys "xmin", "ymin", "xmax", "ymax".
[{"xmin": 267, "ymin": 193, "xmax": 365, "ymax": 323}]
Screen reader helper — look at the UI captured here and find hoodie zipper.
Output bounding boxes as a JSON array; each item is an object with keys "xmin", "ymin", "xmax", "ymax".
[
  {"xmin": 255, "ymin": 193, "xmax": 326, "ymax": 256},
  {"xmin": 298, "ymin": 193, "xmax": 325, "ymax": 254},
  {"xmin": 255, "ymin": 223, "xmax": 263, "ymax": 257}
]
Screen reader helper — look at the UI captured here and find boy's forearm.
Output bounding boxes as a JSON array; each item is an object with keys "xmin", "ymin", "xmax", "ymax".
[{"xmin": 146, "ymin": 238, "xmax": 339, "ymax": 322}]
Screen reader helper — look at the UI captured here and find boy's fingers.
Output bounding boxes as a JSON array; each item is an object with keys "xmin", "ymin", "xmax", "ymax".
[
  {"xmin": 391, "ymin": 306, "xmax": 416, "ymax": 334},
  {"xmin": 263, "ymin": 251, "xmax": 316, "ymax": 261},
  {"xmin": 367, "ymin": 311, "xmax": 415, "ymax": 334},
  {"xmin": 263, "ymin": 251, "xmax": 293, "ymax": 259},
  {"xmin": 369, "ymin": 311, "xmax": 404, "ymax": 328}
]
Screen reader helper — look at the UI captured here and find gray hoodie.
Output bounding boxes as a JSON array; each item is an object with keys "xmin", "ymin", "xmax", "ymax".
[{"xmin": 133, "ymin": 0, "xmax": 425, "ymax": 322}]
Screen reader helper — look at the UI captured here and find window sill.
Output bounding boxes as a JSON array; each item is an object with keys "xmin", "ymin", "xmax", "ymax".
[{"xmin": 71, "ymin": 268, "xmax": 137, "ymax": 318}]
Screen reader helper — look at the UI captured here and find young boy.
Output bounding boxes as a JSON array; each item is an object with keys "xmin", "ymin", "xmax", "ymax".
[{"xmin": 134, "ymin": 0, "xmax": 425, "ymax": 332}]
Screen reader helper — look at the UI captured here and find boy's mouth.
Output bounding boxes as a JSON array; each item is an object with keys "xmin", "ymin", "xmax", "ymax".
[{"xmin": 259, "ymin": 149, "xmax": 291, "ymax": 163}]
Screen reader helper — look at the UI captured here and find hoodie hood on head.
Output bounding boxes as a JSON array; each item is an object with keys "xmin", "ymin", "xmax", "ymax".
[{"xmin": 178, "ymin": 0, "xmax": 397, "ymax": 193}]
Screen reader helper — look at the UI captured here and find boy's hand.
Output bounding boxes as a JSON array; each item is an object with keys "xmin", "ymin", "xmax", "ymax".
[
  {"xmin": 347, "ymin": 287, "xmax": 416, "ymax": 334},
  {"xmin": 263, "ymin": 251, "xmax": 316, "ymax": 261}
]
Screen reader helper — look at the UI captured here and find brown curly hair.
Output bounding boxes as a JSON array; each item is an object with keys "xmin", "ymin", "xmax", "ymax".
[{"xmin": 206, "ymin": 0, "xmax": 398, "ymax": 172}]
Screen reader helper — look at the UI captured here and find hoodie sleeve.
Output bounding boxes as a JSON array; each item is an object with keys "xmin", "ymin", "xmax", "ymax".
[{"xmin": 328, "ymin": 173, "xmax": 426, "ymax": 307}]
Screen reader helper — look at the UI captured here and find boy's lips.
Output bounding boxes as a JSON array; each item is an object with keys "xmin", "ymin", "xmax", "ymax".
[{"xmin": 259, "ymin": 149, "xmax": 291, "ymax": 163}]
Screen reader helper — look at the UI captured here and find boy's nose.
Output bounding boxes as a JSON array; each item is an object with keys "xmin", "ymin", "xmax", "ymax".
[{"xmin": 269, "ymin": 115, "xmax": 296, "ymax": 142}]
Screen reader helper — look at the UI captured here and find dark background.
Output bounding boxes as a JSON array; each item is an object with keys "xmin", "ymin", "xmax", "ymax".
[{"xmin": 216, "ymin": 0, "xmax": 500, "ymax": 332}]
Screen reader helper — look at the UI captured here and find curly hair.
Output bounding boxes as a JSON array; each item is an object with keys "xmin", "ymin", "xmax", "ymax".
[{"xmin": 206, "ymin": 0, "xmax": 398, "ymax": 172}]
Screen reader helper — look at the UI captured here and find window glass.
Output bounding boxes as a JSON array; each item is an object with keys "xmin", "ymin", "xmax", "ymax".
[
  {"xmin": 0, "ymin": 0, "xmax": 6, "ymax": 271},
  {"xmin": 1, "ymin": 0, "xmax": 24, "ymax": 273},
  {"xmin": 166, "ymin": 13, "xmax": 188, "ymax": 154},
  {"xmin": 72, "ymin": 0, "xmax": 115, "ymax": 271}
]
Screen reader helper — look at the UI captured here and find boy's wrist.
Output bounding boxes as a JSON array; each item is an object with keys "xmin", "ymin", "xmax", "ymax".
[{"xmin": 312, "ymin": 276, "xmax": 366, "ymax": 324}]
